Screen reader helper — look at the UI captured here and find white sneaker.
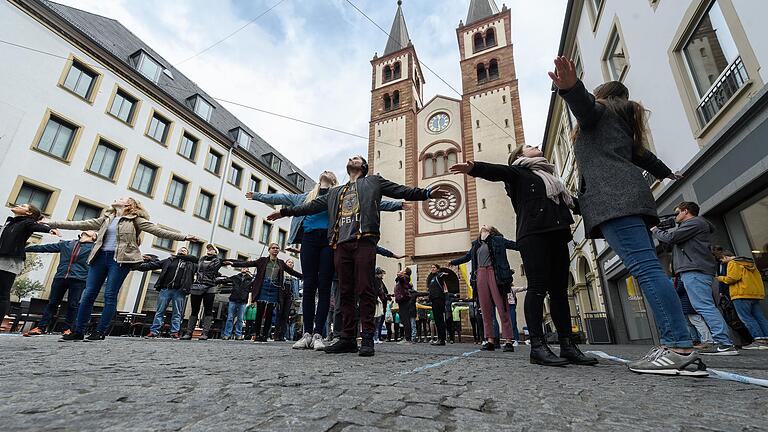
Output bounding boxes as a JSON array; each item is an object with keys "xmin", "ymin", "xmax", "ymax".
[
  {"xmin": 512, "ymin": 341, "xmax": 519, "ymax": 347},
  {"xmin": 292, "ymin": 333, "xmax": 312, "ymax": 350},
  {"xmin": 374, "ymin": 340, "xmax": 382, "ymax": 344},
  {"xmin": 312, "ymin": 333, "xmax": 325, "ymax": 351}
]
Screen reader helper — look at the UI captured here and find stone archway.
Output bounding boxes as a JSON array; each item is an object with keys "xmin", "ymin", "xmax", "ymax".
[{"xmin": 439, "ymin": 267, "xmax": 461, "ymax": 294}]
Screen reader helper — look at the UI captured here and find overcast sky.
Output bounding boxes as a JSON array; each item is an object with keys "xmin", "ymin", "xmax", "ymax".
[{"xmin": 56, "ymin": 0, "xmax": 566, "ymax": 182}]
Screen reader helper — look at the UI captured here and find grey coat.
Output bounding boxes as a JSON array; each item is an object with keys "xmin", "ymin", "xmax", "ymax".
[
  {"xmin": 559, "ymin": 80, "xmax": 673, "ymax": 238},
  {"xmin": 653, "ymin": 216, "xmax": 716, "ymax": 274}
]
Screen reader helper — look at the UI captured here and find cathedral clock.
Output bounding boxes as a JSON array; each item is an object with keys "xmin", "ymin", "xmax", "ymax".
[{"xmin": 427, "ymin": 112, "xmax": 450, "ymax": 133}]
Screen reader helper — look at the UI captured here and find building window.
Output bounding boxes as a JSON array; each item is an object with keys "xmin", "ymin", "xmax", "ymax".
[
  {"xmin": 131, "ymin": 50, "xmax": 163, "ymax": 83},
  {"xmin": 241, "ymin": 212, "xmax": 255, "ymax": 238},
  {"xmin": 399, "ymin": 160, "xmax": 403, "ymax": 169},
  {"xmin": 35, "ymin": 115, "xmax": 77, "ymax": 160},
  {"xmin": 477, "ymin": 142, "xmax": 482, "ymax": 152},
  {"xmin": 392, "ymin": 91, "xmax": 400, "ymax": 109},
  {"xmin": 130, "ymin": 159, "xmax": 158, "ymax": 196},
  {"xmin": 61, "ymin": 60, "xmax": 98, "ymax": 101},
  {"xmin": 399, "ymin": 139, "xmax": 403, "ymax": 146},
  {"xmin": 288, "ymin": 173, "xmax": 305, "ymax": 190},
  {"xmin": 481, "ymin": 198, "xmax": 487, "ymax": 209},
  {"xmin": 264, "ymin": 153, "xmax": 282, "ymax": 173},
  {"xmin": 278, "ymin": 229, "xmax": 287, "ymax": 250},
  {"xmin": 87, "ymin": 139, "xmax": 122, "ymax": 181},
  {"xmin": 219, "ymin": 202, "xmax": 236, "ymax": 230},
  {"xmin": 604, "ymin": 27, "xmax": 629, "ymax": 81},
  {"xmin": 146, "ymin": 112, "xmax": 171, "ymax": 145},
  {"xmin": 191, "ymin": 95, "xmax": 213, "ymax": 121},
  {"xmin": 165, "ymin": 176, "xmax": 188, "ymax": 209},
  {"xmin": 72, "ymin": 201, "xmax": 103, "ymax": 221},
  {"xmin": 488, "ymin": 59, "xmax": 499, "ymax": 80},
  {"xmin": 108, "ymin": 89, "xmax": 139, "ymax": 125},
  {"xmin": 383, "ymin": 65, "xmax": 392, "ymax": 82},
  {"xmin": 194, "ymin": 190, "xmax": 214, "ymax": 220},
  {"xmin": 682, "ymin": 0, "xmax": 747, "ymax": 126},
  {"xmin": 447, "ymin": 151, "xmax": 458, "ymax": 167},
  {"xmin": 188, "ymin": 242, "xmax": 202, "ymax": 258},
  {"xmin": 473, "ymin": 33, "xmax": 485, "ymax": 52},
  {"xmin": 216, "ymin": 247, "xmax": 229, "ymax": 260},
  {"xmin": 485, "ymin": 28, "xmax": 496, "ymax": 48},
  {"xmin": 15, "ymin": 183, "xmax": 53, "ymax": 212},
  {"xmin": 153, "ymin": 231, "xmax": 176, "ymax": 252},
  {"xmin": 383, "ymin": 93, "xmax": 392, "ymax": 111},
  {"xmin": 178, "ymin": 132, "xmax": 198, "ymax": 161},
  {"xmin": 477, "ymin": 63, "xmax": 487, "ymax": 84},
  {"xmin": 502, "ymin": 95, "xmax": 507, "ymax": 104},
  {"xmin": 228, "ymin": 163, "xmax": 243, "ymax": 187},
  {"xmin": 504, "ymin": 119, "xmax": 509, "ymax": 128},
  {"xmin": 249, "ymin": 175, "xmax": 261, "ymax": 193},
  {"xmin": 476, "ymin": 120, "xmax": 480, "ymax": 129},
  {"xmin": 234, "ymin": 128, "xmax": 251, "ymax": 149},
  {"xmin": 237, "ymin": 254, "xmax": 250, "ymax": 262},
  {"xmin": 260, "ymin": 221, "xmax": 272, "ymax": 244},
  {"xmin": 205, "ymin": 148, "xmax": 222, "ymax": 175},
  {"xmin": 393, "ymin": 62, "xmax": 402, "ymax": 79}
]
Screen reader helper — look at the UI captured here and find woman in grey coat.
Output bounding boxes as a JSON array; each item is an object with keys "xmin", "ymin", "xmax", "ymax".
[{"xmin": 550, "ymin": 56, "xmax": 707, "ymax": 377}]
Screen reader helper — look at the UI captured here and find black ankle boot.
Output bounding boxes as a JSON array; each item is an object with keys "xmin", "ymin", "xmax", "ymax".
[
  {"xmin": 559, "ymin": 337, "xmax": 598, "ymax": 365},
  {"xmin": 530, "ymin": 337, "xmax": 569, "ymax": 366}
]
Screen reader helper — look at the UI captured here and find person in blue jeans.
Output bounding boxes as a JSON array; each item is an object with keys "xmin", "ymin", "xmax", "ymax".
[
  {"xmin": 507, "ymin": 286, "xmax": 527, "ymax": 344},
  {"xmin": 652, "ymin": 201, "xmax": 737, "ymax": 356},
  {"xmin": 135, "ymin": 247, "xmax": 198, "ymax": 339},
  {"xmin": 552, "ymin": 56, "xmax": 707, "ymax": 376},
  {"xmin": 23, "ymin": 231, "xmax": 97, "ymax": 336},
  {"xmin": 46, "ymin": 197, "xmax": 198, "ymax": 341},
  {"xmin": 220, "ymin": 268, "xmax": 254, "ymax": 340}
]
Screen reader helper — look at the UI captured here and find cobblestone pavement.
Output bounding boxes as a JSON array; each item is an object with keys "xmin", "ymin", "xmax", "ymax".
[{"xmin": 1, "ymin": 334, "xmax": 766, "ymax": 431}]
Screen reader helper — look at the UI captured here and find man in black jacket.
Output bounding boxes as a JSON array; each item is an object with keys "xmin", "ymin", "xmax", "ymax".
[
  {"xmin": 268, "ymin": 155, "xmax": 447, "ymax": 356},
  {"xmin": 23, "ymin": 231, "xmax": 97, "ymax": 336},
  {"xmin": 220, "ymin": 268, "xmax": 253, "ymax": 340},
  {"xmin": 135, "ymin": 247, "xmax": 198, "ymax": 338}
]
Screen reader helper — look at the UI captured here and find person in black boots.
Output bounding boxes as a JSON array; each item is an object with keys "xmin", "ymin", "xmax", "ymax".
[
  {"xmin": 135, "ymin": 246, "xmax": 198, "ymax": 339},
  {"xmin": 394, "ymin": 268, "xmax": 414, "ymax": 344},
  {"xmin": 274, "ymin": 259, "xmax": 298, "ymax": 342},
  {"xmin": 23, "ymin": 230, "xmax": 96, "ymax": 337},
  {"xmin": 451, "ymin": 147, "xmax": 597, "ymax": 366},
  {"xmin": 0, "ymin": 204, "xmax": 55, "ymax": 327},
  {"xmin": 181, "ymin": 244, "xmax": 223, "ymax": 341},
  {"xmin": 427, "ymin": 264, "xmax": 449, "ymax": 346},
  {"xmin": 219, "ymin": 268, "xmax": 253, "ymax": 341},
  {"xmin": 267, "ymin": 155, "xmax": 446, "ymax": 356},
  {"xmin": 225, "ymin": 243, "xmax": 302, "ymax": 343}
]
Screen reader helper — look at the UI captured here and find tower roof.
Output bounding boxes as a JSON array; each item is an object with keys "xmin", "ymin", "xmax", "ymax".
[
  {"xmin": 466, "ymin": 0, "xmax": 500, "ymax": 25},
  {"xmin": 383, "ymin": 1, "xmax": 410, "ymax": 56}
]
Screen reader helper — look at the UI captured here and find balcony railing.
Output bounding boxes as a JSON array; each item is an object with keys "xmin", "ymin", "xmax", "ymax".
[{"xmin": 696, "ymin": 56, "xmax": 748, "ymax": 126}]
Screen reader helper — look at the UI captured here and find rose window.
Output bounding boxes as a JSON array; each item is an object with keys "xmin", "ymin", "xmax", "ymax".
[{"xmin": 423, "ymin": 184, "xmax": 462, "ymax": 220}]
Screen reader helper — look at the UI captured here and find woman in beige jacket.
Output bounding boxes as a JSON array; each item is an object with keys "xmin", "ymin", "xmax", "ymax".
[{"xmin": 46, "ymin": 197, "xmax": 199, "ymax": 341}]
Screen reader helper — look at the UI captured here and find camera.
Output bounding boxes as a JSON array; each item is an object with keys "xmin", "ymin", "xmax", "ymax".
[{"xmin": 657, "ymin": 213, "xmax": 677, "ymax": 230}]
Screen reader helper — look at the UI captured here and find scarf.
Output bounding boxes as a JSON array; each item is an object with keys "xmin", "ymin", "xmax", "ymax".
[{"xmin": 511, "ymin": 156, "xmax": 574, "ymax": 209}]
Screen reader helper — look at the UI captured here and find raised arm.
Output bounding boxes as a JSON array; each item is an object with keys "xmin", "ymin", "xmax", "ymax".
[
  {"xmin": 376, "ymin": 176, "xmax": 431, "ymax": 201},
  {"xmin": 652, "ymin": 222, "xmax": 702, "ymax": 245},
  {"xmin": 380, "ymin": 200, "xmax": 403, "ymax": 212},
  {"xmin": 450, "ymin": 250, "xmax": 472, "ymax": 266},
  {"xmin": 135, "ymin": 218, "xmax": 189, "ymax": 241},
  {"xmin": 282, "ymin": 262, "xmax": 303, "ymax": 279},
  {"xmin": 25, "ymin": 241, "xmax": 64, "ymax": 253},
  {"xmin": 376, "ymin": 245, "xmax": 398, "ymax": 259},
  {"xmin": 279, "ymin": 193, "xmax": 330, "ymax": 217},
  {"xmin": 134, "ymin": 258, "xmax": 167, "ymax": 272},
  {"xmin": 557, "ymin": 80, "xmax": 604, "ymax": 130},
  {"xmin": 632, "ymin": 149, "xmax": 673, "ymax": 181},
  {"xmin": 465, "ymin": 161, "xmax": 520, "ymax": 184},
  {"xmin": 503, "ymin": 238, "xmax": 518, "ymax": 250},
  {"xmin": 248, "ymin": 191, "xmax": 304, "ymax": 207},
  {"xmin": 46, "ymin": 216, "xmax": 105, "ymax": 231},
  {"xmin": 228, "ymin": 258, "xmax": 262, "ymax": 269}
]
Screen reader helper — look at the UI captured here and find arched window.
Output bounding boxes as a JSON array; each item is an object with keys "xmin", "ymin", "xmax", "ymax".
[
  {"xmin": 383, "ymin": 93, "xmax": 391, "ymax": 111},
  {"xmin": 481, "ymin": 198, "xmax": 486, "ymax": 209},
  {"xmin": 393, "ymin": 62, "xmax": 402, "ymax": 79},
  {"xmin": 447, "ymin": 151, "xmax": 458, "ymax": 167},
  {"xmin": 477, "ymin": 63, "xmax": 487, "ymax": 83},
  {"xmin": 383, "ymin": 65, "xmax": 392, "ymax": 82},
  {"xmin": 376, "ymin": 150, "xmax": 381, "ymax": 159},
  {"xmin": 423, "ymin": 155, "xmax": 434, "ymax": 178},
  {"xmin": 488, "ymin": 59, "xmax": 499, "ymax": 80},
  {"xmin": 415, "ymin": 78, "xmax": 420, "ymax": 95},
  {"xmin": 485, "ymin": 28, "xmax": 496, "ymax": 47},
  {"xmin": 435, "ymin": 152, "xmax": 447, "ymax": 175},
  {"xmin": 393, "ymin": 91, "xmax": 400, "ymax": 108},
  {"xmin": 473, "ymin": 33, "xmax": 484, "ymax": 52}
]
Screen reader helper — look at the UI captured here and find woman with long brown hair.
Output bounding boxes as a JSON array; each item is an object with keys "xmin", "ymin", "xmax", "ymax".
[
  {"xmin": 549, "ymin": 56, "xmax": 706, "ymax": 376},
  {"xmin": 0, "ymin": 203, "xmax": 54, "ymax": 327},
  {"xmin": 451, "ymin": 145, "xmax": 597, "ymax": 366},
  {"xmin": 46, "ymin": 197, "xmax": 199, "ymax": 341}
]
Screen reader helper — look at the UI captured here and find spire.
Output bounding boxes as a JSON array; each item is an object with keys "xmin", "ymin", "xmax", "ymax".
[
  {"xmin": 384, "ymin": 1, "xmax": 410, "ymax": 56},
  {"xmin": 466, "ymin": 0, "xmax": 500, "ymax": 25}
]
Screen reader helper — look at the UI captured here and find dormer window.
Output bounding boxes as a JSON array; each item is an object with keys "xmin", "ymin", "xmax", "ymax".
[
  {"xmin": 191, "ymin": 95, "xmax": 213, "ymax": 121},
  {"xmin": 130, "ymin": 50, "xmax": 163, "ymax": 83},
  {"xmin": 288, "ymin": 172, "xmax": 305, "ymax": 190},
  {"xmin": 264, "ymin": 153, "xmax": 282, "ymax": 173},
  {"xmin": 232, "ymin": 127, "xmax": 252, "ymax": 149}
]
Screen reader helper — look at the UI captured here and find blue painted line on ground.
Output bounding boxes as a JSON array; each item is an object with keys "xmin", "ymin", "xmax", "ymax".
[
  {"xmin": 402, "ymin": 349, "xmax": 481, "ymax": 375},
  {"xmin": 587, "ymin": 350, "xmax": 768, "ymax": 388}
]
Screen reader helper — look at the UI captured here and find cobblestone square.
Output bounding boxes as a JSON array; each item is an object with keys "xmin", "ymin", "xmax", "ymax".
[{"xmin": 1, "ymin": 335, "xmax": 766, "ymax": 431}]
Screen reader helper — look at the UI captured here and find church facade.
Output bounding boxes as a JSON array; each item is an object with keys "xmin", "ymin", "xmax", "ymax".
[{"xmin": 368, "ymin": 1, "xmax": 527, "ymax": 307}]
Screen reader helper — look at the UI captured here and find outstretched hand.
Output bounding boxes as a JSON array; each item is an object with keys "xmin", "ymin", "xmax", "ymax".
[
  {"xmin": 49, "ymin": 229, "xmax": 62, "ymax": 237},
  {"xmin": 266, "ymin": 210, "xmax": 283, "ymax": 221},
  {"xmin": 449, "ymin": 161, "xmax": 474, "ymax": 175},
  {"xmin": 548, "ymin": 56, "xmax": 578, "ymax": 91},
  {"xmin": 668, "ymin": 172, "xmax": 683, "ymax": 181},
  {"xmin": 245, "ymin": 191, "xmax": 254, "ymax": 200},
  {"xmin": 185, "ymin": 235, "xmax": 203, "ymax": 243},
  {"xmin": 429, "ymin": 186, "xmax": 451, "ymax": 200}
]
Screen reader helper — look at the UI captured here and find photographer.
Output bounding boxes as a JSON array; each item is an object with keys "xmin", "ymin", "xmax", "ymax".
[{"xmin": 652, "ymin": 202, "xmax": 737, "ymax": 355}]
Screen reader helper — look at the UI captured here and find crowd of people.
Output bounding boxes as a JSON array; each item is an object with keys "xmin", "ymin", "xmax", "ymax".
[{"xmin": 2, "ymin": 56, "xmax": 766, "ymax": 377}]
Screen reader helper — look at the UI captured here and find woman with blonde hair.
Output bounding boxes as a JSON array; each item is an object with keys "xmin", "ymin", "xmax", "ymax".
[
  {"xmin": 46, "ymin": 197, "xmax": 199, "ymax": 341},
  {"xmin": 246, "ymin": 171, "xmax": 402, "ymax": 351}
]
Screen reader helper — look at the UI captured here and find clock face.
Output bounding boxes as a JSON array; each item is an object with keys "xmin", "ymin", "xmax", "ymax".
[
  {"xmin": 422, "ymin": 184, "xmax": 462, "ymax": 220},
  {"xmin": 428, "ymin": 112, "xmax": 450, "ymax": 133}
]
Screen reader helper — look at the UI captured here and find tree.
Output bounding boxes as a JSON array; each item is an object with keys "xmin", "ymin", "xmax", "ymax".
[{"xmin": 11, "ymin": 255, "xmax": 44, "ymax": 301}]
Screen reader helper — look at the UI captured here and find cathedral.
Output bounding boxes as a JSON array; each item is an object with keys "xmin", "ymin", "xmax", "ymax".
[{"xmin": 369, "ymin": 0, "xmax": 527, "ymax": 301}]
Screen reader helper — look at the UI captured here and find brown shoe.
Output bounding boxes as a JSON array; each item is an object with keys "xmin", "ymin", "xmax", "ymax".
[{"xmin": 23, "ymin": 327, "xmax": 43, "ymax": 337}]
